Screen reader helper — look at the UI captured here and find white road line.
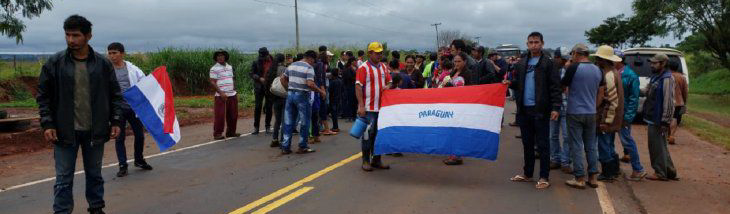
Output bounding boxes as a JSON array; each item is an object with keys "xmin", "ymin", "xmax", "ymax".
[
  {"xmin": 0, "ymin": 134, "xmax": 251, "ymax": 193},
  {"xmin": 596, "ymin": 182, "xmax": 617, "ymax": 214}
]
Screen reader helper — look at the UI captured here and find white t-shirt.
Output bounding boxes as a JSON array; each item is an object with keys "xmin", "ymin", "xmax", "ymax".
[{"xmin": 209, "ymin": 63, "xmax": 237, "ymax": 96}]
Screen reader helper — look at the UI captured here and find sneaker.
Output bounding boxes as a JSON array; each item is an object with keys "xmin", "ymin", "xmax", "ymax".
[
  {"xmin": 628, "ymin": 171, "xmax": 647, "ymax": 181},
  {"xmin": 565, "ymin": 178, "xmax": 586, "ymax": 189},
  {"xmin": 296, "ymin": 148, "xmax": 316, "ymax": 154},
  {"xmin": 116, "ymin": 165, "xmax": 128, "ymax": 177},
  {"xmin": 134, "ymin": 160, "xmax": 153, "ymax": 170},
  {"xmin": 281, "ymin": 149, "xmax": 293, "ymax": 155},
  {"xmin": 213, "ymin": 135, "xmax": 225, "ymax": 140},
  {"xmin": 251, "ymin": 128, "xmax": 260, "ymax": 135}
]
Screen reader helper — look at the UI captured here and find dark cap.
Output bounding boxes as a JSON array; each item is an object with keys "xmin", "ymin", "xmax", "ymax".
[{"xmin": 258, "ymin": 47, "xmax": 269, "ymax": 56}]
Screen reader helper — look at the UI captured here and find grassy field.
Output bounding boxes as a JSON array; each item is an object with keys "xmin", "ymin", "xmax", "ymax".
[
  {"xmin": 683, "ymin": 93, "xmax": 730, "ymax": 149},
  {"xmin": 689, "ymin": 68, "xmax": 730, "ymax": 95},
  {"xmin": 0, "ymin": 61, "xmax": 42, "ymax": 81}
]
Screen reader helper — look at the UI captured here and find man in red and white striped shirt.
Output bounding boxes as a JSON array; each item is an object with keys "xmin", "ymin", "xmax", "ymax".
[{"xmin": 356, "ymin": 42, "xmax": 392, "ymax": 171}]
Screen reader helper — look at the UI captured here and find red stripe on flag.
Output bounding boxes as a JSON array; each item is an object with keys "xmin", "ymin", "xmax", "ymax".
[
  {"xmin": 151, "ymin": 66, "xmax": 176, "ymax": 134},
  {"xmin": 380, "ymin": 84, "xmax": 508, "ymax": 107}
]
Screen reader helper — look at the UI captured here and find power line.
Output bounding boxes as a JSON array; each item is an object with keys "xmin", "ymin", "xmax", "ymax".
[
  {"xmin": 252, "ymin": 0, "xmax": 400, "ymax": 34},
  {"xmin": 350, "ymin": 0, "xmax": 423, "ymax": 25}
]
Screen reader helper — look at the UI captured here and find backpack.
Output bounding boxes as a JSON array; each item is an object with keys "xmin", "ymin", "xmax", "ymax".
[{"xmin": 270, "ymin": 76, "xmax": 287, "ymax": 98}]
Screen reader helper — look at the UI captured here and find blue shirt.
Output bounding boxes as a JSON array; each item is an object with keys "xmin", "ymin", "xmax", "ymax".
[
  {"xmin": 284, "ymin": 61, "xmax": 315, "ymax": 91},
  {"xmin": 523, "ymin": 57, "xmax": 539, "ymax": 106},
  {"xmin": 562, "ymin": 62, "xmax": 603, "ymax": 114}
]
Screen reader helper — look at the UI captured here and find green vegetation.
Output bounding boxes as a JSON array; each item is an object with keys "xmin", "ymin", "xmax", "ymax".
[
  {"xmin": 687, "ymin": 94, "xmax": 730, "ymax": 118},
  {"xmin": 683, "ymin": 114, "xmax": 730, "ymax": 150},
  {"xmin": 689, "ymin": 69, "xmax": 730, "ymax": 95},
  {"xmin": 0, "ymin": 98, "xmax": 37, "ymax": 108},
  {"xmin": 0, "ymin": 61, "xmax": 43, "ymax": 81}
]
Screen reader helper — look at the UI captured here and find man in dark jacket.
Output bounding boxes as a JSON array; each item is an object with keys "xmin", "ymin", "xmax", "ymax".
[
  {"xmin": 505, "ymin": 32, "xmax": 561, "ymax": 189},
  {"xmin": 643, "ymin": 53, "xmax": 677, "ymax": 181},
  {"xmin": 472, "ymin": 46, "xmax": 499, "ymax": 84},
  {"xmin": 36, "ymin": 15, "xmax": 123, "ymax": 214},
  {"xmin": 249, "ymin": 47, "xmax": 275, "ymax": 135}
]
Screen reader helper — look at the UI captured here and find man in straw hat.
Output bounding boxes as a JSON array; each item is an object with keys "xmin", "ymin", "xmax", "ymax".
[
  {"xmin": 591, "ymin": 45, "xmax": 625, "ymax": 182},
  {"xmin": 642, "ymin": 53, "xmax": 678, "ymax": 181},
  {"xmin": 561, "ymin": 43, "xmax": 603, "ymax": 189}
]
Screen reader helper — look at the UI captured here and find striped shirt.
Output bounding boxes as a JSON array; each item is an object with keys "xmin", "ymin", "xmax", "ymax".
[
  {"xmin": 284, "ymin": 61, "xmax": 315, "ymax": 92},
  {"xmin": 356, "ymin": 61, "xmax": 391, "ymax": 112},
  {"xmin": 209, "ymin": 63, "xmax": 237, "ymax": 96}
]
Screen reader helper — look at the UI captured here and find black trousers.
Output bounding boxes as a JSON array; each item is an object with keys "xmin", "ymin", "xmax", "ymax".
[
  {"xmin": 254, "ymin": 89, "xmax": 272, "ymax": 129},
  {"xmin": 272, "ymin": 97, "xmax": 285, "ymax": 141},
  {"xmin": 518, "ymin": 107, "xmax": 551, "ymax": 180}
]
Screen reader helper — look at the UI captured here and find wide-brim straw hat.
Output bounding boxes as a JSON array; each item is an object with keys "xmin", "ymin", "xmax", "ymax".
[{"xmin": 590, "ymin": 45, "xmax": 622, "ymax": 62}]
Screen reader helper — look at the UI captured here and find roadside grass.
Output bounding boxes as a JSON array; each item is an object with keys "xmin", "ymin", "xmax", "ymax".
[
  {"xmin": 0, "ymin": 98, "xmax": 37, "ymax": 108},
  {"xmin": 683, "ymin": 114, "xmax": 730, "ymax": 150},
  {"xmin": 689, "ymin": 68, "xmax": 730, "ymax": 95},
  {"xmin": 0, "ymin": 61, "xmax": 42, "ymax": 81},
  {"xmin": 175, "ymin": 94, "xmax": 254, "ymax": 108},
  {"xmin": 687, "ymin": 94, "xmax": 730, "ymax": 118}
]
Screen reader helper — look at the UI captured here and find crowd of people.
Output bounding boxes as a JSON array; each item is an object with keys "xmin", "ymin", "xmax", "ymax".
[{"xmin": 36, "ymin": 15, "xmax": 689, "ymax": 213}]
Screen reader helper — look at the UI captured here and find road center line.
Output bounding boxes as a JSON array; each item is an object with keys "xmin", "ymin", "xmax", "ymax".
[
  {"xmin": 229, "ymin": 152, "xmax": 362, "ymax": 214},
  {"xmin": 251, "ymin": 187, "xmax": 314, "ymax": 214},
  {"xmin": 596, "ymin": 182, "xmax": 617, "ymax": 214},
  {"xmin": 0, "ymin": 134, "xmax": 251, "ymax": 193}
]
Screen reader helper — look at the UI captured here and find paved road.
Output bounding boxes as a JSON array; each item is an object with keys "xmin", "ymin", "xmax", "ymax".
[{"xmin": 0, "ymin": 102, "xmax": 610, "ymax": 213}]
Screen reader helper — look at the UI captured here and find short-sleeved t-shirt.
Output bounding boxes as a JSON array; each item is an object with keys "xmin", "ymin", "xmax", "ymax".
[
  {"xmin": 356, "ymin": 61, "xmax": 391, "ymax": 112},
  {"xmin": 523, "ymin": 57, "xmax": 539, "ymax": 106},
  {"xmin": 209, "ymin": 63, "xmax": 237, "ymax": 96},
  {"xmin": 562, "ymin": 62, "xmax": 603, "ymax": 114},
  {"xmin": 284, "ymin": 61, "xmax": 315, "ymax": 92}
]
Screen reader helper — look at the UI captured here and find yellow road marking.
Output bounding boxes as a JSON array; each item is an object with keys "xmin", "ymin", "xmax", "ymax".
[
  {"xmin": 229, "ymin": 152, "xmax": 362, "ymax": 214},
  {"xmin": 251, "ymin": 187, "xmax": 314, "ymax": 214}
]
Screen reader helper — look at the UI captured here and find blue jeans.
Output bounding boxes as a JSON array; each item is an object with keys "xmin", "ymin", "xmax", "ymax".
[
  {"xmin": 597, "ymin": 132, "xmax": 617, "ymax": 163},
  {"xmin": 361, "ymin": 112, "xmax": 380, "ymax": 163},
  {"xmin": 115, "ymin": 108, "xmax": 146, "ymax": 167},
  {"xmin": 549, "ymin": 112, "xmax": 570, "ymax": 166},
  {"xmin": 53, "ymin": 131, "xmax": 105, "ymax": 214},
  {"xmin": 619, "ymin": 125, "xmax": 644, "ymax": 172},
  {"xmin": 282, "ymin": 91, "xmax": 312, "ymax": 151},
  {"xmin": 566, "ymin": 114, "xmax": 599, "ymax": 178}
]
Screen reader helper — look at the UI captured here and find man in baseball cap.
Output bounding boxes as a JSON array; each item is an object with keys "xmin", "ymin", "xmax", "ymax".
[
  {"xmin": 356, "ymin": 41, "xmax": 391, "ymax": 171},
  {"xmin": 643, "ymin": 52, "xmax": 678, "ymax": 181}
]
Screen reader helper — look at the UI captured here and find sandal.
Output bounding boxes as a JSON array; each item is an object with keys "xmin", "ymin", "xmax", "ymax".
[
  {"xmin": 536, "ymin": 180, "xmax": 550, "ymax": 189},
  {"xmin": 510, "ymin": 175, "xmax": 532, "ymax": 182},
  {"xmin": 296, "ymin": 148, "xmax": 316, "ymax": 154}
]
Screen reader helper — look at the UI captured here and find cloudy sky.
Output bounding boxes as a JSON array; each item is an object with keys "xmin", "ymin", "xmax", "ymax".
[{"xmin": 0, "ymin": 0, "xmax": 679, "ymax": 53}]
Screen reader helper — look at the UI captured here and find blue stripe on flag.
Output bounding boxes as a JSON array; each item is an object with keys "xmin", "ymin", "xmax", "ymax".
[
  {"xmin": 123, "ymin": 86, "xmax": 177, "ymax": 151},
  {"xmin": 374, "ymin": 126, "xmax": 500, "ymax": 160}
]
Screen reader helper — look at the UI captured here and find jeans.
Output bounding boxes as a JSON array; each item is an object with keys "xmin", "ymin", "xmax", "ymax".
[
  {"xmin": 647, "ymin": 124, "xmax": 677, "ymax": 179},
  {"xmin": 517, "ymin": 107, "xmax": 550, "ymax": 180},
  {"xmin": 549, "ymin": 112, "xmax": 570, "ymax": 166},
  {"xmin": 115, "ymin": 108, "xmax": 146, "ymax": 167},
  {"xmin": 566, "ymin": 114, "xmax": 599, "ymax": 178},
  {"xmin": 213, "ymin": 95, "xmax": 239, "ymax": 136},
  {"xmin": 253, "ymin": 89, "xmax": 272, "ymax": 130},
  {"xmin": 597, "ymin": 132, "xmax": 617, "ymax": 163},
  {"xmin": 53, "ymin": 131, "xmax": 105, "ymax": 214},
  {"xmin": 361, "ymin": 112, "xmax": 381, "ymax": 163},
  {"xmin": 282, "ymin": 91, "xmax": 312, "ymax": 151},
  {"xmin": 272, "ymin": 97, "xmax": 285, "ymax": 141},
  {"xmin": 618, "ymin": 125, "xmax": 644, "ymax": 172}
]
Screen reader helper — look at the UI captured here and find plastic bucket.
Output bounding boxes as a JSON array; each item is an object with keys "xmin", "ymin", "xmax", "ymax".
[{"xmin": 349, "ymin": 117, "xmax": 370, "ymax": 139}]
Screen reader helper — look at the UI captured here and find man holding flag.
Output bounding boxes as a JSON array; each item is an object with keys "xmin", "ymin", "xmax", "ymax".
[
  {"xmin": 107, "ymin": 42, "xmax": 153, "ymax": 178},
  {"xmin": 356, "ymin": 42, "xmax": 392, "ymax": 172}
]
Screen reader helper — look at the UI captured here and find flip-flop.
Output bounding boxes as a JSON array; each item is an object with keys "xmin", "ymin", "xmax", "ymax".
[
  {"xmin": 536, "ymin": 180, "xmax": 550, "ymax": 189},
  {"xmin": 510, "ymin": 175, "xmax": 532, "ymax": 182}
]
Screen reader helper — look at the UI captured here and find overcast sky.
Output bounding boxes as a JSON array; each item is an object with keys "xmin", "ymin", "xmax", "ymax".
[{"xmin": 0, "ymin": 0, "xmax": 680, "ymax": 53}]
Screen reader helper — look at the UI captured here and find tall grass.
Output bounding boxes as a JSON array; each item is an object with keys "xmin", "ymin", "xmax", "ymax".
[{"xmin": 689, "ymin": 68, "xmax": 730, "ymax": 95}]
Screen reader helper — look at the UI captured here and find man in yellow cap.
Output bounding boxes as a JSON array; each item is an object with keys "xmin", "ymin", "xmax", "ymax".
[{"xmin": 355, "ymin": 42, "xmax": 392, "ymax": 171}]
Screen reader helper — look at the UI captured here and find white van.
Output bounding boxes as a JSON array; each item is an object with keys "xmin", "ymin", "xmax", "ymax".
[{"xmin": 622, "ymin": 48, "xmax": 690, "ymax": 115}]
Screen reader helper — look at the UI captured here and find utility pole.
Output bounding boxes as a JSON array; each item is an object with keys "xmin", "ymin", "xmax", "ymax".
[
  {"xmin": 295, "ymin": 0, "xmax": 300, "ymax": 52},
  {"xmin": 431, "ymin": 23, "xmax": 441, "ymax": 52}
]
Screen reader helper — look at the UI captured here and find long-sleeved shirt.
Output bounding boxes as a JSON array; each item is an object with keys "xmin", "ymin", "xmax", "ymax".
[
  {"xmin": 597, "ymin": 68, "xmax": 624, "ymax": 132},
  {"xmin": 621, "ymin": 66, "xmax": 640, "ymax": 123},
  {"xmin": 643, "ymin": 70, "xmax": 675, "ymax": 125},
  {"xmin": 671, "ymin": 72, "xmax": 688, "ymax": 107}
]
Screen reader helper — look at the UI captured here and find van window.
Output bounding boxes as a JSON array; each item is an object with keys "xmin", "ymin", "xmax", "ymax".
[{"xmin": 623, "ymin": 53, "xmax": 683, "ymax": 77}]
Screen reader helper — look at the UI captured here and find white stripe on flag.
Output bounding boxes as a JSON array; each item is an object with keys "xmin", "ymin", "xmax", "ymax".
[
  {"xmin": 135, "ymin": 76, "xmax": 181, "ymax": 142},
  {"xmin": 378, "ymin": 103, "xmax": 504, "ymax": 133}
]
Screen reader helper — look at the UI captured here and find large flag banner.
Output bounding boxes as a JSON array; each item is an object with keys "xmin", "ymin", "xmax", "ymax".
[
  {"xmin": 123, "ymin": 66, "xmax": 181, "ymax": 151},
  {"xmin": 374, "ymin": 84, "xmax": 508, "ymax": 160}
]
